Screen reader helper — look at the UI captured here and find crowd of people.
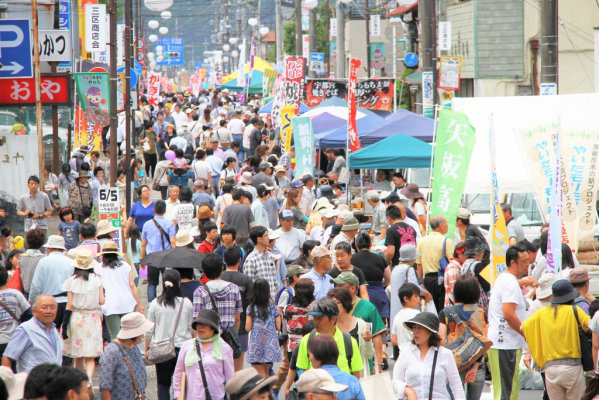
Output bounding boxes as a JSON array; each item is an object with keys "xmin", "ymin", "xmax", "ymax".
[{"xmin": 1, "ymin": 88, "xmax": 599, "ymax": 400}]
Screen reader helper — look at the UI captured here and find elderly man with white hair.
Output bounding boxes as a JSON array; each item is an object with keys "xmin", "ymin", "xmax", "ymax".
[{"xmin": 366, "ymin": 190, "xmax": 387, "ymax": 240}]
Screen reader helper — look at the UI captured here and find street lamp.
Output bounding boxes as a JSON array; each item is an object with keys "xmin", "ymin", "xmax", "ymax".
[
  {"xmin": 231, "ymin": 50, "xmax": 239, "ymax": 57},
  {"xmin": 144, "ymin": 0, "xmax": 173, "ymax": 12},
  {"xmin": 223, "ymin": 44, "xmax": 230, "ymax": 51},
  {"xmin": 148, "ymin": 34, "xmax": 159, "ymax": 42},
  {"xmin": 248, "ymin": 17, "xmax": 258, "ymax": 27},
  {"xmin": 229, "ymin": 37, "xmax": 238, "ymax": 45},
  {"xmin": 259, "ymin": 26, "xmax": 270, "ymax": 36},
  {"xmin": 148, "ymin": 20, "xmax": 159, "ymax": 29},
  {"xmin": 161, "ymin": 11, "xmax": 172, "ymax": 20},
  {"xmin": 159, "ymin": 26, "xmax": 169, "ymax": 35}
]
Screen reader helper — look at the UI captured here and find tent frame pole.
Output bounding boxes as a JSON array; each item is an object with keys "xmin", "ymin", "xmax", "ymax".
[{"xmin": 425, "ymin": 105, "xmax": 439, "ymax": 235}]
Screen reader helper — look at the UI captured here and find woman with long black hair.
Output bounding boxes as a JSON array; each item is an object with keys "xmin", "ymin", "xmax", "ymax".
[{"xmin": 145, "ymin": 269, "xmax": 193, "ymax": 400}]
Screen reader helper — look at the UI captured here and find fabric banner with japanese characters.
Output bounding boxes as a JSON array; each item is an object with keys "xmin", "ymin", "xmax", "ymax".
[
  {"xmin": 292, "ymin": 117, "xmax": 314, "ymax": 179},
  {"xmin": 347, "ymin": 59, "xmax": 362, "ymax": 153},
  {"xmin": 430, "ymin": 109, "xmax": 476, "ymax": 240},
  {"xmin": 303, "ymin": 79, "xmax": 394, "ymax": 111},
  {"xmin": 74, "ymin": 72, "xmax": 110, "ymax": 151},
  {"xmin": 280, "ymin": 105, "xmax": 296, "ymax": 153},
  {"xmin": 147, "ymin": 72, "xmax": 161, "ymax": 106},
  {"xmin": 284, "ymin": 56, "xmax": 306, "ymax": 116}
]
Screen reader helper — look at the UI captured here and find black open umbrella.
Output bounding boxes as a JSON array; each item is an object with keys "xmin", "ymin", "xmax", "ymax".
[{"xmin": 140, "ymin": 247, "xmax": 206, "ymax": 269}]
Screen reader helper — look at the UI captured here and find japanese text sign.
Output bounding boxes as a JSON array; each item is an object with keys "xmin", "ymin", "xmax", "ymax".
[
  {"xmin": 430, "ymin": 109, "xmax": 476, "ymax": 239},
  {"xmin": 85, "ymin": 4, "xmax": 106, "ymax": 53},
  {"xmin": 292, "ymin": 117, "xmax": 315, "ymax": 179},
  {"xmin": 347, "ymin": 58, "xmax": 362, "ymax": 153},
  {"xmin": 0, "ymin": 74, "xmax": 71, "ymax": 105},
  {"xmin": 38, "ymin": 30, "xmax": 72, "ymax": 62},
  {"xmin": 284, "ymin": 56, "xmax": 306, "ymax": 115},
  {"xmin": 304, "ymin": 79, "xmax": 394, "ymax": 111},
  {"xmin": 280, "ymin": 105, "xmax": 296, "ymax": 153},
  {"xmin": 438, "ymin": 56, "xmax": 461, "ymax": 90}
]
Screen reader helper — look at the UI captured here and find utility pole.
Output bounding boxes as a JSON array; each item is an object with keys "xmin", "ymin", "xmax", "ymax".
[
  {"xmin": 51, "ymin": 0, "xmax": 59, "ymax": 176},
  {"xmin": 109, "ymin": 0, "xmax": 118, "ymax": 186},
  {"xmin": 125, "ymin": 0, "xmax": 133, "ymax": 215},
  {"xmin": 275, "ymin": 0, "xmax": 283, "ymax": 63},
  {"xmin": 335, "ymin": 0, "xmax": 345, "ymax": 78},
  {"xmin": 32, "ymin": 0, "xmax": 44, "ymax": 190},
  {"xmin": 364, "ymin": 0, "xmax": 371, "ymax": 75},
  {"xmin": 420, "ymin": 0, "xmax": 435, "ymax": 114},
  {"xmin": 295, "ymin": 0, "xmax": 302, "ymax": 55},
  {"xmin": 540, "ymin": 0, "xmax": 558, "ymax": 91},
  {"xmin": 309, "ymin": 7, "xmax": 317, "ymax": 77}
]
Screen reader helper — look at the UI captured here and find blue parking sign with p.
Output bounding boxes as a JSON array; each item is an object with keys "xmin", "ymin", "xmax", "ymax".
[{"xmin": 0, "ymin": 19, "xmax": 33, "ymax": 79}]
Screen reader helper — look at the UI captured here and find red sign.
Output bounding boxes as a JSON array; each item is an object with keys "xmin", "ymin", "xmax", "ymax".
[
  {"xmin": 347, "ymin": 59, "xmax": 361, "ymax": 153},
  {"xmin": 284, "ymin": 56, "xmax": 306, "ymax": 116},
  {"xmin": 0, "ymin": 75, "xmax": 71, "ymax": 106},
  {"xmin": 147, "ymin": 72, "xmax": 161, "ymax": 106}
]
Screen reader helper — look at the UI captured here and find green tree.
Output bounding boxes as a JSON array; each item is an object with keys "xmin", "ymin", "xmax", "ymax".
[{"xmin": 283, "ymin": 1, "xmax": 332, "ymax": 58}]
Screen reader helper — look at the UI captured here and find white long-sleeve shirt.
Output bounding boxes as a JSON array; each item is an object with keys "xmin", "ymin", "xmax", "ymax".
[{"xmin": 393, "ymin": 344, "xmax": 465, "ymax": 400}]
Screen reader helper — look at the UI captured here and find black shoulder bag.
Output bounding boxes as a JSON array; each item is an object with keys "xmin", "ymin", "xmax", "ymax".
[
  {"xmin": 204, "ymin": 283, "xmax": 242, "ymax": 358},
  {"xmin": 195, "ymin": 339, "xmax": 213, "ymax": 400},
  {"xmin": 428, "ymin": 349, "xmax": 439, "ymax": 400}
]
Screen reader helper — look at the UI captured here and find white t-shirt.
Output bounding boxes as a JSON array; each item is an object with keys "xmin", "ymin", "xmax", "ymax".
[
  {"xmin": 413, "ymin": 201, "xmax": 426, "ymax": 216},
  {"xmin": 275, "ymin": 228, "xmax": 306, "ymax": 263},
  {"xmin": 243, "ymin": 124, "xmax": 254, "ymax": 148},
  {"xmin": 165, "ymin": 199, "xmax": 181, "ymax": 221},
  {"xmin": 391, "ymin": 307, "xmax": 420, "ymax": 347},
  {"xmin": 192, "ymin": 160, "xmax": 212, "ymax": 182},
  {"xmin": 95, "ymin": 262, "xmax": 136, "ymax": 315},
  {"xmin": 310, "ymin": 226, "xmax": 325, "ymax": 242},
  {"xmin": 488, "ymin": 272, "xmax": 527, "ymax": 350},
  {"xmin": 227, "ymin": 118, "xmax": 246, "ymax": 135},
  {"xmin": 175, "ymin": 203, "xmax": 196, "ymax": 231}
]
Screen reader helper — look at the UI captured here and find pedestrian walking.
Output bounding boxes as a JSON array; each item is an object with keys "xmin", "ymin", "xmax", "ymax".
[
  {"xmin": 99, "ymin": 312, "xmax": 153, "ymax": 400},
  {"xmin": 62, "ymin": 248, "xmax": 104, "ymax": 384},
  {"xmin": 146, "ymin": 269, "xmax": 194, "ymax": 400},
  {"xmin": 246, "ymin": 278, "xmax": 281, "ymax": 378},
  {"xmin": 172, "ymin": 309, "xmax": 235, "ymax": 400}
]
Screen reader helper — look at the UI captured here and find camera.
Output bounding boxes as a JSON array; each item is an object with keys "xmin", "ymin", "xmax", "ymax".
[{"xmin": 27, "ymin": 212, "xmax": 34, "ymax": 218}]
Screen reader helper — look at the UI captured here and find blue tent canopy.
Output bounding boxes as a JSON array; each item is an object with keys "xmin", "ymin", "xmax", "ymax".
[
  {"xmin": 311, "ymin": 112, "xmax": 346, "ymax": 134},
  {"xmin": 316, "ymin": 114, "xmax": 386, "ymax": 148},
  {"xmin": 359, "ymin": 110, "xmax": 434, "ymax": 143},
  {"xmin": 259, "ymin": 100, "xmax": 310, "ymax": 114},
  {"xmin": 348, "ymin": 133, "xmax": 432, "ymax": 169}
]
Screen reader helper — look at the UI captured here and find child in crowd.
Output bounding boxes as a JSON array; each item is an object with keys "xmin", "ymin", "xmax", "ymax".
[
  {"xmin": 58, "ymin": 207, "xmax": 82, "ymax": 251},
  {"xmin": 126, "ymin": 223, "xmax": 142, "ymax": 286},
  {"xmin": 246, "ymin": 278, "xmax": 281, "ymax": 378},
  {"xmin": 276, "ymin": 265, "xmax": 308, "ymax": 313},
  {"xmin": 391, "ymin": 282, "xmax": 422, "ymax": 360},
  {"xmin": 198, "ymin": 222, "xmax": 219, "ymax": 254}
]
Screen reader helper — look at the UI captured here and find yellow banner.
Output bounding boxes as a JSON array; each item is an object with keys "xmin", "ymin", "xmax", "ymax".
[
  {"xmin": 280, "ymin": 105, "xmax": 295, "ymax": 153},
  {"xmin": 490, "ymin": 202, "xmax": 509, "ymax": 284}
]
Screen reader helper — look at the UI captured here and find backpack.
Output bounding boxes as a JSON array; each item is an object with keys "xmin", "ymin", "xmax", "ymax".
[
  {"xmin": 275, "ymin": 286, "xmax": 293, "ymax": 307},
  {"xmin": 437, "ymin": 238, "xmax": 449, "ymax": 285},
  {"xmin": 308, "ymin": 329, "xmax": 353, "ymax": 371},
  {"xmin": 444, "ymin": 305, "xmax": 492, "ymax": 372}
]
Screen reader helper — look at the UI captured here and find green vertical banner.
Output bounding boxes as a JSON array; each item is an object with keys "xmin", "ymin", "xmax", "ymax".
[
  {"xmin": 74, "ymin": 72, "xmax": 111, "ymax": 127},
  {"xmin": 292, "ymin": 116, "xmax": 315, "ymax": 178},
  {"xmin": 430, "ymin": 109, "xmax": 476, "ymax": 239}
]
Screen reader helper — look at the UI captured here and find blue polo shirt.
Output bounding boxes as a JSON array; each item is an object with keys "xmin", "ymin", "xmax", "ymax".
[
  {"xmin": 141, "ymin": 215, "xmax": 176, "ymax": 255},
  {"xmin": 321, "ymin": 364, "xmax": 366, "ymax": 400},
  {"xmin": 300, "ymin": 268, "xmax": 334, "ymax": 300}
]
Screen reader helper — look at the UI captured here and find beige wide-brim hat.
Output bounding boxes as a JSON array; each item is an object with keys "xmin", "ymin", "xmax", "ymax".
[
  {"xmin": 176, "ymin": 230, "xmax": 194, "ymax": 247},
  {"xmin": 225, "ymin": 368, "xmax": 278, "ymax": 400},
  {"xmin": 72, "ymin": 248, "xmax": 99, "ymax": 270},
  {"xmin": 117, "ymin": 312, "xmax": 154, "ymax": 339},
  {"xmin": 97, "ymin": 219, "xmax": 118, "ymax": 236},
  {"xmin": 100, "ymin": 241, "xmax": 123, "ymax": 256}
]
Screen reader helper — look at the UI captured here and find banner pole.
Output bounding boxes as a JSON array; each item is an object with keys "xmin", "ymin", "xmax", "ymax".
[
  {"xmin": 425, "ymin": 105, "xmax": 439, "ymax": 235},
  {"xmin": 489, "ymin": 113, "xmax": 495, "ymax": 287}
]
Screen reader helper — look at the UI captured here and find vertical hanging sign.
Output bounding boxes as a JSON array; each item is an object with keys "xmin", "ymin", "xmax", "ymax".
[
  {"xmin": 347, "ymin": 58, "xmax": 362, "ymax": 152},
  {"xmin": 85, "ymin": 4, "xmax": 106, "ymax": 53}
]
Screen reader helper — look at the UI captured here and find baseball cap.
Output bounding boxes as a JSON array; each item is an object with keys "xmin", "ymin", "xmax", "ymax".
[
  {"xmin": 307, "ymin": 298, "xmax": 339, "ymax": 318},
  {"xmin": 321, "ymin": 208, "xmax": 339, "ymax": 219},
  {"xmin": 296, "ymin": 368, "xmax": 348, "ymax": 394},
  {"xmin": 310, "ymin": 245, "xmax": 331, "ymax": 258},
  {"xmin": 259, "ymin": 182, "xmax": 275, "ymax": 191},
  {"xmin": 332, "ymin": 271, "xmax": 359, "ymax": 288},
  {"xmin": 286, "ymin": 264, "xmax": 308, "ymax": 279},
  {"xmin": 291, "ymin": 180, "xmax": 304, "ymax": 188},
  {"xmin": 267, "ymin": 229, "xmax": 280, "ymax": 240},
  {"xmin": 274, "ymin": 165, "xmax": 286, "ymax": 173},
  {"xmin": 457, "ymin": 208, "xmax": 472, "ymax": 219},
  {"xmin": 280, "ymin": 209, "xmax": 294, "ymax": 220}
]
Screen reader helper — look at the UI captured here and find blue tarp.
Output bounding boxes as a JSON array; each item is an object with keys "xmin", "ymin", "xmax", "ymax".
[
  {"xmin": 360, "ymin": 109, "xmax": 435, "ymax": 145},
  {"xmin": 348, "ymin": 133, "xmax": 432, "ymax": 169}
]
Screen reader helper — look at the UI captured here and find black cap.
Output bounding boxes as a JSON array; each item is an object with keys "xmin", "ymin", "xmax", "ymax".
[
  {"xmin": 551, "ymin": 279, "xmax": 579, "ymax": 305},
  {"xmin": 404, "ymin": 312, "xmax": 440, "ymax": 334}
]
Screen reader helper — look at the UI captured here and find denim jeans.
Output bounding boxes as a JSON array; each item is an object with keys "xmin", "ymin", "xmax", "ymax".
[
  {"xmin": 460, "ymin": 366, "xmax": 486, "ymax": 400},
  {"xmin": 147, "ymin": 284, "xmax": 157, "ymax": 303}
]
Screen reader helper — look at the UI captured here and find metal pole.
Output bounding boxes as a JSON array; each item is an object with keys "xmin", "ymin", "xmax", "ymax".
[
  {"xmin": 309, "ymin": 7, "xmax": 317, "ymax": 77},
  {"xmin": 364, "ymin": 0, "xmax": 371, "ymax": 75},
  {"xmin": 125, "ymin": 0, "xmax": 133, "ymax": 215},
  {"xmin": 109, "ymin": 0, "xmax": 118, "ymax": 186},
  {"xmin": 335, "ymin": 1, "xmax": 345, "ymax": 78},
  {"xmin": 595, "ymin": 27, "xmax": 599, "ymax": 92},
  {"xmin": 420, "ymin": 0, "xmax": 435, "ymax": 104},
  {"xmin": 540, "ymin": 0, "xmax": 558, "ymax": 89},
  {"xmin": 275, "ymin": 0, "xmax": 283, "ymax": 63},
  {"xmin": 424, "ymin": 105, "xmax": 439, "ymax": 235},
  {"xmin": 32, "ymin": 0, "xmax": 45, "ymax": 191},
  {"xmin": 51, "ymin": 0, "xmax": 60, "ymax": 176},
  {"xmin": 295, "ymin": 0, "xmax": 302, "ymax": 55}
]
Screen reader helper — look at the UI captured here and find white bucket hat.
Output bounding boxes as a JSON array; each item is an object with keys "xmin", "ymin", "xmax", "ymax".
[
  {"xmin": 117, "ymin": 312, "xmax": 154, "ymax": 340},
  {"xmin": 43, "ymin": 235, "xmax": 66, "ymax": 251}
]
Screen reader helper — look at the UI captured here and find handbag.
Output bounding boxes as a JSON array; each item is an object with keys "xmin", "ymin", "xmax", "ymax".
[
  {"xmin": 573, "ymin": 305, "xmax": 594, "ymax": 371},
  {"xmin": 78, "ymin": 184, "xmax": 92, "ymax": 218},
  {"xmin": 152, "ymin": 168, "xmax": 167, "ymax": 191},
  {"xmin": 145, "ymin": 298, "xmax": 185, "ymax": 364},
  {"xmin": 444, "ymin": 305, "xmax": 492, "ymax": 372},
  {"xmin": 204, "ymin": 284, "xmax": 242, "ymax": 359},
  {"xmin": 195, "ymin": 339, "xmax": 213, "ymax": 400},
  {"xmin": 116, "ymin": 343, "xmax": 145, "ymax": 400},
  {"xmin": 360, "ymin": 372, "xmax": 395, "ymax": 400}
]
